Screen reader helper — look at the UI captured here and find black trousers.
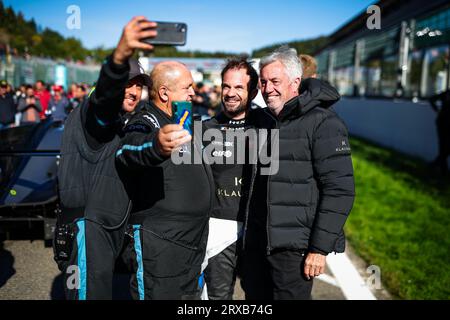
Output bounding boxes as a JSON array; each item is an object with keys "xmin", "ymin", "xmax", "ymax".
[
  {"xmin": 204, "ymin": 241, "xmax": 242, "ymax": 300},
  {"xmin": 124, "ymin": 223, "xmax": 206, "ymax": 300},
  {"xmin": 53, "ymin": 218, "xmax": 126, "ymax": 300},
  {"xmin": 241, "ymin": 227, "xmax": 313, "ymax": 300}
]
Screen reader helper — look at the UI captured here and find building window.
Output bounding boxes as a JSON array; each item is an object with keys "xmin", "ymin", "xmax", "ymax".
[
  {"xmin": 316, "ymin": 51, "xmax": 329, "ymax": 80},
  {"xmin": 380, "ymin": 55, "xmax": 399, "ymax": 97},
  {"xmin": 420, "ymin": 45, "xmax": 449, "ymax": 97},
  {"xmin": 334, "ymin": 67, "xmax": 354, "ymax": 96},
  {"xmin": 406, "ymin": 50, "xmax": 423, "ymax": 98},
  {"xmin": 358, "ymin": 27, "xmax": 400, "ymax": 97},
  {"xmin": 362, "ymin": 59, "xmax": 381, "ymax": 96}
]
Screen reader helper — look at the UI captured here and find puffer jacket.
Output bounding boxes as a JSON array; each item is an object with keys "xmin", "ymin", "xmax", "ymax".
[{"xmin": 245, "ymin": 78, "xmax": 355, "ymax": 255}]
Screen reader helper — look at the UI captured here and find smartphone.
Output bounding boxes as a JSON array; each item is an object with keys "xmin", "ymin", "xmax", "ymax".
[
  {"xmin": 142, "ymin": 21, "xmax": 187, "ymax": 46},
  {"xmin": 172, "ymin": 101, "xmax": 193, "ymax": 135}
]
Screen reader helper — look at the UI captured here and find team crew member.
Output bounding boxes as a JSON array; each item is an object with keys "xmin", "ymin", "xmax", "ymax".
[
  {"xmin": 116, "ymin": 61, "xmax": 214, "ymax": 300},
  {"xmin": 54, "ymin": 16, "xmax": 156, "ymax": 300},
  {"xmin": 0, "ymin": 80, "xmax": 16, "ymax": 129},
  {"xmin": 242, "ymin": 46, "xmax": 355, "ymax": 300},
  {"xmin": 202, "ymin": 57, "xmax": 259, "ymax": 300}
]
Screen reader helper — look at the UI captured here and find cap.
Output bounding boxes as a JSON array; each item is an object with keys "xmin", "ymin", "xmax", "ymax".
[
  {"xmin": 52, "ymin": 85, "xmax": 63, "ymax": 92},
  {"xmin": 0, "ymin": 80, "xmax": 8, "ymax": 88},
  {"xmin": 128, "ymin": 58, "xmax": 151, "ymax": 87}
]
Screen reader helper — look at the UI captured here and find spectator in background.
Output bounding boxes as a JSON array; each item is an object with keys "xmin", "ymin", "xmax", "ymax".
[
  {"xmin": 67, "ymin": 83, "xmax": 77, "ymax": 100},
  {"xmin": 299, "ymin": 54, "xmax": 318, "ymax": 79},
  {"xmin": 0, "ymin": 80, "xmax": 16, "ymax": 129},
  {"xmin": 207, "ymin": 85, "xmax": 222, "ymax": 117},
  {"xmin": 69, "ymin": 84, "xmax": 87, "ymax": 111},
  {"xmin": 17, "ymin": 85, "xmax": 42, "ymax": 124},
  {"xmin": 35, "ymin": 80, "xmax": 51, "ymax": 119},
  {"xmin": 193, "ymin": 82, "xmax": 211, "ymax": 117},
  {"xmin": 14, "ymin": 84, "xmax": 27, "ymax": 105},
  {"xmin": 49, "ymin": 85, "xmax": 70, "ymax": 121},
  {"xmin": 6, "ymin": 82, "xmax": 13, "ymax": 94},
  {"xmin": 429, "ymin": 89, "xmax": 450, "ymax": 173},
  {"xmin": 299, "ymin": 54, "xmax": 325, "ymax": 97}
]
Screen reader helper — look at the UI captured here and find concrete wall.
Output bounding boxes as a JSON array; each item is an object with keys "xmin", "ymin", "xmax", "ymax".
[{"xmin": 333, "ymin": 97, "xmax": 449, "ymax": 166}]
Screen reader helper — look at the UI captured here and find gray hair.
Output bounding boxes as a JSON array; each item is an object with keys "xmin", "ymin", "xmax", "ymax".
[{"xmin": 259, "ymin": 45, "xmax": 303, "ymax": 81}]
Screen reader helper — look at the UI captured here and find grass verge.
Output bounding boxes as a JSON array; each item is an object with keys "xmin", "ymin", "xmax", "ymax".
[{"xmin": 345, "ymin": 137, "xmax": 450, "ymax": 300}]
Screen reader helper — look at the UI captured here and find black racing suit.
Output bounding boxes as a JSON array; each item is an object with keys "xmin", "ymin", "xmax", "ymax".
[
  {"xmin": 116, "ymin": 103, "xmax": 214, "ymax": 300},
  {"xmin": 202, "ymin": 113, "xmax": 249, "ymax": 299},
  {"xmin": 55, "ymin": 56, "xmax": 132, "ymax": 300}
]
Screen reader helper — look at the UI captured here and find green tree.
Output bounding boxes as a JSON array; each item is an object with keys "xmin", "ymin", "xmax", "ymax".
[{"xmin": 252, "ymin": 36, "xmax": 329, "ymax": 57}]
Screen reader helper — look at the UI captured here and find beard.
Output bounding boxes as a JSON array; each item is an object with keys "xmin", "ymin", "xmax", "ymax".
[{"xmin": 223, "ymin": 100, "xmax": 248, "ymax": 118}]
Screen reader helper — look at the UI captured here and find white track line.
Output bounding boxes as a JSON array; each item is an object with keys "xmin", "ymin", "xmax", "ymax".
[
  {"xmin": 316, "ymin": 273, "xmax": 339, "ymax": 287},
  {"xmin": 323, "ymin": 252, "xmax": 377, "ymax": 300}
]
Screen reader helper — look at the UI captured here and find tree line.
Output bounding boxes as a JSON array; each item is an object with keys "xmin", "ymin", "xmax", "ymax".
[{"xmin": 0, "ymin": 0, "xmax": 328, "ymax": 62}]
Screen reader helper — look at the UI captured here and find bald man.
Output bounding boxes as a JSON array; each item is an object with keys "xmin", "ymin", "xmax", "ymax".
[{"xmin": 116, "ymin": 61, "xmax": 214, "ymax": 300}]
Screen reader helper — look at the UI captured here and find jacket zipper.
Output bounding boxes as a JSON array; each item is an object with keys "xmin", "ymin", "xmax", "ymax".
[
  {"xmin": 242, "ymin": 161, "xmax": 257, "ymax": 250},
  {"xmin": 265, "ymin": 112, "xmax": 279, "ymax": 256}
]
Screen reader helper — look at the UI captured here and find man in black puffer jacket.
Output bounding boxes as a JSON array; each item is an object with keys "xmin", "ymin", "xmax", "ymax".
[{"xmin": 241, "ymin": 46, "xmax": 355, "ymax": 300}]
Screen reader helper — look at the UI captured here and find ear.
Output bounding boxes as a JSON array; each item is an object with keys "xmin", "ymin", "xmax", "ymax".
[
  {"xmin": 293, "ymin": 77, "xmax": 301, "ymax": 92},
  {"xmin": 158, "ymin": 86, "xmax": 169, "ymax": 103}
]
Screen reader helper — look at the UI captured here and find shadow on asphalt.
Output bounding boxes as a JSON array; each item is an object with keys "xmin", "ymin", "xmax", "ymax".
[
  {"xmin": 0, "ymin": 241, "xmax": 16, "ymax": 289},
  {"xmin": 1, "ymin": 225, "xmax": 132, "ymax": 300}
]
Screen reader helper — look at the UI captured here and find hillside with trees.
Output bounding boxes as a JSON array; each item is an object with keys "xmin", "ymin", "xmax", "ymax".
[
  {"xmin": 252, "ymin": 36, "xmax": 329, "ymax": 57},
  {"xmin": 0, "ymin": 0, "xmax": 239, "ymax": 62},
  {"xmin": 1, "ymin": 1, "xmax": 328, "ymax": 62}
]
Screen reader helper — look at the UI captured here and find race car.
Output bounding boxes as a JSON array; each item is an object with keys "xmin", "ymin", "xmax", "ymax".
[{"xmin": 0, "ymin": 119, "xmax": 63, "ymax": 242}]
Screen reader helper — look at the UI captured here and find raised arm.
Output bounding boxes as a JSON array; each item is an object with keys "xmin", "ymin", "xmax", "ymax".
[{"xmin": 83, "ymin": 17, "xmax": 157, "ymax": 145}]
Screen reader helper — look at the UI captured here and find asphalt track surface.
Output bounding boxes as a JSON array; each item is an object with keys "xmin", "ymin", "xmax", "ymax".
[{"xmin": 0, "ymin": 225, "xmax": 390, "ymax": 300}]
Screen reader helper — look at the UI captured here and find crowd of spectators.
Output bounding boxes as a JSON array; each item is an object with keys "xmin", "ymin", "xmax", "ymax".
[
  {"xmin": 192, "ymin": 82, "xmax": 221, "ymax": 118},
  {"xmin": 1, "ymin": 77, "xmax": 231, "ymax": 130},
  {"xmin": 0, "ymin": 79, "xmax": 91, "ymax": 129}
]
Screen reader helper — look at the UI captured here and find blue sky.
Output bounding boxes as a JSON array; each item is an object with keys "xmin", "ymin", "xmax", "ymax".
[{"xmin": 4, "ymin": 0, "xmax": 375, "ymax": 53}]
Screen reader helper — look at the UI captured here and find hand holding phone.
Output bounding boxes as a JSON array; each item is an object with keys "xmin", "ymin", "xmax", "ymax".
[
  {"xmin": 156, "ymin": 124, "xmax": 191, "ymax": 157},
  {"xmin": 141, "ymin": 21, "xmax": 187, "ymax": 46},
  {"xmin": 113, "ymin": 16, "xmax": 157, "ymax": 65}
]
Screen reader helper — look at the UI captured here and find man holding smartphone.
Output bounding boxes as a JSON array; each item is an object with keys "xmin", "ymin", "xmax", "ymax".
[
  {"xmin": 116, "ymin": 61, "xmax": 214, "ymax": 300},
  {"xmin": 55, "ymin": 16, "xmax": 156, "ymax": 300}
]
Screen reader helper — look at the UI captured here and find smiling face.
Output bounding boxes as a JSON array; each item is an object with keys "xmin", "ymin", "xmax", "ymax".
[
  {"xmin": 122, "ymin": 77, "xmax": 143, "ymax": 113},
  {"xmin": 221, "ymin": 68, "xmax": 254, "ymax": 119},
  {"xmin": 150, "ymin": 62, "xmax": 196, "ymax": 116},
  {"xmin": 260, "ymin": 60, "xmax": 300, "ymax": 115}
]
